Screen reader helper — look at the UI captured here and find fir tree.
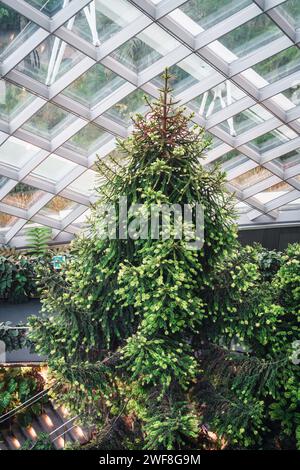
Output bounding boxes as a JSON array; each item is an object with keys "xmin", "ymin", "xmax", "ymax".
[{"xmin": 27, "ymin": 71, "xmax": 258, "ymax": 449}]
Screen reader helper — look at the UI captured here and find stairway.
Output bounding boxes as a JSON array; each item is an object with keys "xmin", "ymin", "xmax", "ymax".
[{"xmin": 0, "ymin": 403, "xmax": 89, "ymax": 450}]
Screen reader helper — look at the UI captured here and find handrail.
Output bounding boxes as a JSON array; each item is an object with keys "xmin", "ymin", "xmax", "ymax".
[
  {"xmin": 30, "ymin": 412, "xmax": 81, "ymax": 450},
  {"xmin": 0, "ymin": 384, "xmax": 58, "ymax": 424},
  {"xmin": 0, "ymin": 326, "xmax": 29, "ymax": 330},
  {"xmin": 49, "ymin": 414, "xmax": 80, "ymax": 437}
]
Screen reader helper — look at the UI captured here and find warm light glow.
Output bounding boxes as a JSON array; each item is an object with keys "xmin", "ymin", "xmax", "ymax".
[
  {"xmin": 11, "ymin": 437, "xmax": 21, "ymax": 449},
  {"xmin": 207, "ymin": 431, "xmax": 218, "ymax": 442},
  {"xmin": 27, "ymin": 426, "xmax": 37, "ymax": 439},
  {"xmin": 56, "ymin": 437, "xmax": 65, "ymax": 448},
  {"xmin": 39, "ymin": 366, "xmax": 48, "ymax": 382},
  {"xmin": 74, "ymin": 426, "xmax": 85, "ymax": 439},
  {"xmin": 42, "ymin": 414, "xmax": 54, "ymax": 428},
  {"xmin": 60, "ymin": 405, "xmax": 69, "ymax": 418}
]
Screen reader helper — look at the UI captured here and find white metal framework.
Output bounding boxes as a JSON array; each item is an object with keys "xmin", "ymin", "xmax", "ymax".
[{"xmin": 0, "ymin": 0, "xmax": 299, "ymax": 246}]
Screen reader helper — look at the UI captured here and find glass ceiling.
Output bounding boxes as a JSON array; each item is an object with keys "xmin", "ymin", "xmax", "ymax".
[{"xmin": 0, "ymin": 0, "xmax": 299, "ymax": 246}]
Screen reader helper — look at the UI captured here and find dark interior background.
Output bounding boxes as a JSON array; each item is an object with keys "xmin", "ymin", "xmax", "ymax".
[{"xmin": 238, "ymin": 226, "xmax": 300, "ymax": 250}]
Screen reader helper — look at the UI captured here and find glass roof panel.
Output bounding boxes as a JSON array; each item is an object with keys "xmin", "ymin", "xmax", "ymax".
[
  {"xmin": 281, "ymin": 85, "xmax": 300, "ymax": 108},
  {"xmin": 212, "ymin": 14, "xmax": 285, "ymax": 63},
  {"xmin": 218, "ymin": 104, "xmax": 273, "ymax": 137},
  {"xmin": 272, "ymin": 149, "xmax": 300, "ymax": 171},
  {"xmin": 71, "ymin": 0, "xmax": 143, "ymax": 45},
  {"xmin": 230, "ymin": 166, "xmax": 272, "ymax": 190},
  {"xmin": 103, "ymin": 89, "xmax": 149, "ymax": 126},
  {"xmin": 0, "ymin": 137, "xmax": 47, "ymax": 169},
  {"xmin": 63, "ymin": 64, "xmax": 125, "ymax": 107},
  {"xmin": 0, "ymin": 80, "xmax": 35, "ymax": 121},
  {"xmin": 151, "ymin": 55, "xmax": 218, "ymax": 95},
  {"xmin": 64, "ymin": 124, "xmax": 112, "ymax": 155},
  {"xmin": 249, "ymin": 46, "xmax": 300, "ymax": 86},
  {"xmin": 68, "ymin": 169, "xmax": 97, "ymax": 196},
  {"xmin": 0, "ymin": 2, "xmax": 38, "ymax": 60},
  {"xmin": 209, "ymin": 150, "xmax": 249, "ymax": 172},
  {"xmin": 2, "ymin": 183, "xmax": 45, "ymax": 209},
  {"xmin": 0, "ymin": 211, "xmax": 17, "ymax": 231},
  {"xmin": 112, "ymin": 24, "xmax": 180, "ymax": 73},
  {"xmin": 206, "ymin": 134, "xmax": 223, "ymax": 150},
  {"xmin": 22, "ymin": 102, "xmax": 77, "ymax": 140},
  {"xmin": 0, "ymin": 0, "xmax": 300, "ymax": 243},
  {"xmin": 25, "ymin": 0, "xmax": 66, "ymax": 17},
  {"xmin": 16, "ymin": 37, "xmax": 85, "ymax": 85},
  {"xmin": 0, "ymin": 175, "xmax": 8, "ymax": 188},
  {"xmin": 277, "ymin": 0, "xmax": 300, "ymax": 28},
  {"xmin": 281, "ymin": 197, "xmax": 300, "ymax": 210},
  {"xmin": 247, "ymin": 126, "xmax": 297, "ymax": 153},
  {"xmin": 188, "ymin": 80, "xmax": 246, "ymax": 118},
  {"xmin": 39, "ymin": 196, "xmax": 78, "ymax": 220},
  {"xmin": 236, "ymin": 201, "xmax": 251, "ymax": 214},
  {"xmin": 253, "ymin": 181, "xmax": 293, "ymax": 204},
  {"xmin": 71, "ymin": 209, "xmax": 90, "ymax": 227},
  {"xmin": 178, "ymin": 0, "xmax": 252, "ymax": 31},
  {"xmin": 31, "ymin": 154, "xmax": 77, "ymax": 183}
]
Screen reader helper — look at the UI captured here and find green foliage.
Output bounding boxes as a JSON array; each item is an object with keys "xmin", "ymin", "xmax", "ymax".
[
  {"xmin": 0, "ymin": 249, "xmax": 37, "ymax": 302},
  {"xmin": 0, "ymin": 367, "xmax": 45, "ymax": 428},
  {"xmin": 253, "ymin": 243, "xmax": 282, "ymax": 281},
  {"xmin": 21, "ymin": 432, "xmax": 55, "ymax": 450},
  {"xmin": 28, "ymin": 71, "xmax": 236, "ymax": 449},
  {"xmin": 144, "ymin": 400, "xmax": 199, "ymax": 450},
  {"xmin": 28, "ymin": 71, "xmax": 298, "ymax": 450},
  {"xmin": 0, "ymin": 322, "xmax": 29, "ymax": 351},
  {"xmin": 25, "ymin": 227, "xmax": 52, "ymax": 256},
  {"xmin": 198, "ymin": 243, "xmax": 300, "ymax": 449},
  {"xmin": 0, "ymin": 243, "xmax": 68, "ymax": 303}
]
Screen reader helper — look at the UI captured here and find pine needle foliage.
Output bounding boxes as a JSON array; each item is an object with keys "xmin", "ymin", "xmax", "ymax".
[
  {"xmin": 28, "ymin": 70, "xmax": 236, "ymax": 449},
  {"xmin": 28, "ymin": 71, "xmax": 299, "ymax": 450}
]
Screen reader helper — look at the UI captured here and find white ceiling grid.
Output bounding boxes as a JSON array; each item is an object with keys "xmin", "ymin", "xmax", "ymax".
[{"xmin": 0, "ymin": 0, "xmax": 299, "ymax": 246}]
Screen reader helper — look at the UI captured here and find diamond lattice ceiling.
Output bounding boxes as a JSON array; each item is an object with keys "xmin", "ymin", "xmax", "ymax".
[{"xmin": 0, "ymin": 0, "xmax": 300, "ymax": 247}]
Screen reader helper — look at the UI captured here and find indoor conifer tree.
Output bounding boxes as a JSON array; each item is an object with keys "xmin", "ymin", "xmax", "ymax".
[{"xmin": 29, "ymin": 70, "xmax": 239, "ymax": 449}]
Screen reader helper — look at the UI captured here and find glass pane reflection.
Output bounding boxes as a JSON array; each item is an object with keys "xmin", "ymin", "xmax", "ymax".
[
  {"xmin": 2, "ymin": 183, "xmax": 45, "ymax": 209},
  {"xmin": 0, "ymin": 2, "xmax": 38, "ymax": 60},
  {"xmin": 253, "ymin": 182, "xmax": 292, "ymax": 204},
  {"xmin": 17, "ymin": 37, "xmax": 85, "ymax": 85},
  {"xmin": 179, "ymin": 0, "xmax": 252, "ymax": 31},
  {"xmin": 39, "ymin": 196, "xmax": 78, "ymax": 220},
  {"xmin": 25, "ymin": 0, "xmax": 66, "ymax": 17},
  {"xmin": 22, "ymin": 103, "xmax": 76, "ymax": 140},
  {"xmin": 0, "ymin": 137, "xmax": 47, "ymax": 169},
  {"xmin": 0, "ymin": 80, "xmax": 34, "ymax": 121},
  {"xmin": 112, "ymin": 24, "xmax": 179, "ymax": 73},
  {"xmin": 71, "ymin": 0, "xmax": 142, "ymax": 45},
  {"xmin": 63, "ymin": 64, "xmax": 125, "ymax": 106},
  {"xmin": 214, "ymin": 14, "xmax": 284, "ymax": 62},
  {"xmin": 0, "ymin": 211, "xmax": 17, "ymax": 231}
]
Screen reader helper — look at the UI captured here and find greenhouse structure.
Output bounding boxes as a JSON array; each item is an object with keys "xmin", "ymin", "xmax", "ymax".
[{"xmin": 0, "ymin": 0, "xmax": 299, "ymax": 457}]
